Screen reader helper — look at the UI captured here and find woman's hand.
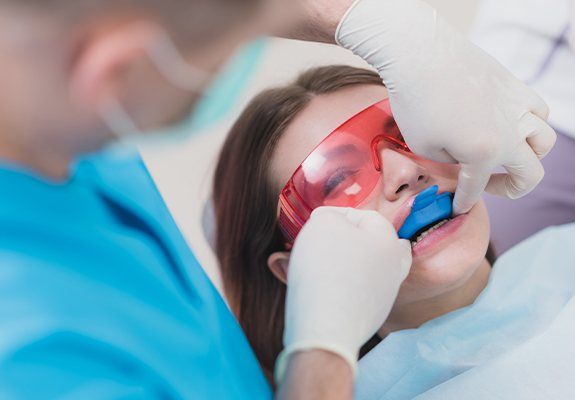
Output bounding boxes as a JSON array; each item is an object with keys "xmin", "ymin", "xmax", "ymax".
[{"xmin": 276, "ymin": 206, "xmax": 412, "ymax": 383}]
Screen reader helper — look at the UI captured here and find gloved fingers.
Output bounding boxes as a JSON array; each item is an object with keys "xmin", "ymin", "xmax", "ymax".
[
  {"xmin": 519, "ymin": 84, "xmax": 550, "ymax": 121},
  {"xmin": 310, "ymin": 206, "xmax": 391, "ymax": 233},
  {"xmin": 397, "ymin": 241, "xmax": 413, "ymax": 280},
  {"xmin": 337, "ymin": 207, "xmax": 395, "ymax": 233},
  {"xmin": 485, "ymin": 143, "xmax": 544, "ymax": 199},
  {"xmin": 311, "ymin": 206, "xmax": 375, "ymax": 227},
  {"xmin": 520, "ymin": 112, "xmax": 557, "ymax": 159},
  {"xmin": 337, "ymin": 208, "xmax": 413, "ymax": 278},
  {"xmin": 305, "ymin": 206, "xmax": 412, "ymax": 278},
  {"xmin": 310, "ymin": 206, "xmax": 349, "ymax": 222},
  {"xmin": 452, "ymin": 162, "xmax": 493, "ymax": 215},
  {"xmin": 408, "ymin": 142, "xmax": 457, "ymax": 164}
]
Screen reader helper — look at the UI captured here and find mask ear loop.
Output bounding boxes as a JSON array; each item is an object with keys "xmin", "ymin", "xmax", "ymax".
[
  {"xmin": 100, "ymin": 30, "xmax": 213, "ymax": 139},
  {"xmin": 146, "ymin": 30, "xmax": 212, "ymax": 92},
  {"xmin": 99, "ymin": 97, "xmax": 142, "ymax": 139}
]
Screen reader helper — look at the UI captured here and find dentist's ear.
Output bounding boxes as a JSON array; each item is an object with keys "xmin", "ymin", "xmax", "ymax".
[
  {"xmin": 267, "ymin": 252, "xmax": 291, "ymax": 285},
  {"xmin": 68, "ymin": 21, "xmax": 162, "ymax": 112}
]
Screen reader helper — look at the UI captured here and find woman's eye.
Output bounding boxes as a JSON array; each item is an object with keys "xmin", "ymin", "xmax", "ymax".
[{"xmin": 324, "ymin": 168, "xmax": 360, "ymax": 197}]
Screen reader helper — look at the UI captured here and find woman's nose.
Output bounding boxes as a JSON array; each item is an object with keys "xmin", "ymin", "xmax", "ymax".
[{"xmin": 380, "ymin": 149, "xmax": 429, "ymax": 201}]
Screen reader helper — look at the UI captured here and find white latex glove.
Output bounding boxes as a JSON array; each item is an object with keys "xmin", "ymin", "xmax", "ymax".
[
  {"xmin": 275, "ymin": 207, "xmax": 412, "ymax": 382},
  {"xmin": 336, "ymin": 0, "xmax": 557, "ymax": 214}
]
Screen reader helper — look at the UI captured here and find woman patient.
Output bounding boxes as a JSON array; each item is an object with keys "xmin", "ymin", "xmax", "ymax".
[
  {"xmin": 212, "ymin": 65, "xmax": 575, "ymax": 397},
  {"xmin": 213, "ymin": 65, "xmax": 492, "ymax": 376}
]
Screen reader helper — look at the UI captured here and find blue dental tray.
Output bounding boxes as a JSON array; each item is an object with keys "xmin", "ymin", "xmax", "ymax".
[{"xmin": 398, "ymin": 185, "xmax": 453, "ymax": 240}]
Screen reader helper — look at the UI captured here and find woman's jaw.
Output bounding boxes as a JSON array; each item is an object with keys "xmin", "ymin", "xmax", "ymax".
[
  {"xmin": 379, "ymin": 200, "xmax": 492, "ymax": 335},
  {"xmin": 347, "ymin": 192, "xmax": 491, "ymax": 326},
  {"xmin": 379, "ymin": 256, "xmax": 491, "ymax": 338},
  {"xmin": 355, "ymin": 170, "xmax": 490, "ymax": 307}
]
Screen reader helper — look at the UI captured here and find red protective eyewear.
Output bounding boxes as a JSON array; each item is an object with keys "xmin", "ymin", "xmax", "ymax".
[{"xmin": 278, "ymin": 99, "xmax": 410, "ymax": 244}]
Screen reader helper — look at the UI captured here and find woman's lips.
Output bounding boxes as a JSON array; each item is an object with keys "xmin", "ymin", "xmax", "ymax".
[
  {"xmin": 392, "ymin": 196, "xmax": 417, "ymax": 231},
  {"xmin": 411, "ymin": 213, "xmax": 467, "ymax": 257}
]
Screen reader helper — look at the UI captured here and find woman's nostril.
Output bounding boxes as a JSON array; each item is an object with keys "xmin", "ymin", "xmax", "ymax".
[
  {"xmin": 396, "ymin": 184, "xmax": 409, "ymax": 194},
  {"xmin": 418, "ymin": 175, "xmax": 425, "ymax": 181}
]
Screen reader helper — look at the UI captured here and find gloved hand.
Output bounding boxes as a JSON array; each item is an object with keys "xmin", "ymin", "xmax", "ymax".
[
  {"xmin": 336, "ymin": 0, "xmax": 557, "ymax": 214},
  {"xmin": 275, "ymin": 207, "xmax": 412, "ymax": 382}
]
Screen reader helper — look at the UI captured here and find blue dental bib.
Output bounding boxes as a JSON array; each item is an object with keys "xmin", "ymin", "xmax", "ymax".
[{"xmin": 398, "ymin": 185, "xmax": 453, "ymax": 240}]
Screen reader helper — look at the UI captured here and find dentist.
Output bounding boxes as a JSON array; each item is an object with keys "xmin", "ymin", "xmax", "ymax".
[{"xmin": 0, "ymin": 0, "xmax": 555, "ymax": 399}]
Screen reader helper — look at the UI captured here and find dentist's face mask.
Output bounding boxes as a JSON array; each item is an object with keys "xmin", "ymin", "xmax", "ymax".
[{"xmin": 100, "ymin": 31, "xmax": 265, "ymax": 144}]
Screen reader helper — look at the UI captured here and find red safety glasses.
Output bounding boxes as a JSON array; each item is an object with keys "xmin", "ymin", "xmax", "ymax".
[{"xmin": 278, "ymin": 99, "xmax": 410, "ymax": 244}]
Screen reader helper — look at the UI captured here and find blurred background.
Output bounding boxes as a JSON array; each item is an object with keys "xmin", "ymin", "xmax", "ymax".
[{"xmin": 140, "ymin": 0, "xmax": 481, "ymax": 291}]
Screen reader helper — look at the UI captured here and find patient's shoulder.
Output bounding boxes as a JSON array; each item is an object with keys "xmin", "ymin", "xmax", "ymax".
[
  {"xmin": 501, "ymin": 223, "xmax": 575, "ymax": 259},
  {"xmin": 492, "ymin": 222, "xmax": 575, "ymax": 288}
]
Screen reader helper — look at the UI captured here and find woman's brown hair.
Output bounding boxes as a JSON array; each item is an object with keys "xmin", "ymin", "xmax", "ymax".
[
  {"xmin": 213, "ymin": 65, "xmax": 497, "ymax": 383},
  {"xmin": 213, "ymin": 66, "xmax": 383, "ymax": 381}
]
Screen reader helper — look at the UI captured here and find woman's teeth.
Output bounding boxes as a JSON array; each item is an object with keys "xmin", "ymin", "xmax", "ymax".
[{"xmin": 410, "ymin": 218, "xmax": 451, "ymax": 247}]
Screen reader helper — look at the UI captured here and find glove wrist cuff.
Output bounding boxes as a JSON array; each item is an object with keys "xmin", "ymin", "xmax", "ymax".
[
  {"xmin": 334, "ymin": 0, "xmax": 364, "ymax": 47},
  {"xmin": 274, "ymin": 341, "xmax": 358, "ymax": 384}
]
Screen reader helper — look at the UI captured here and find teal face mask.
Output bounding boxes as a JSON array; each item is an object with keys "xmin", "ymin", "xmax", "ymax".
[
  {"xmin": 149, "ymin": 38, "xmax": 267, "ymax": 143},
  {"xmin": 101, "ymin": 35, "xmax": 267, "ymax": 145},
  {"xmin": 189, "ymin": 38, "xmax": 267, "ymax": 132}
]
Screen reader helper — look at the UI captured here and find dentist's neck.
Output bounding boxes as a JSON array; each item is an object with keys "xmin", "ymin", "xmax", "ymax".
[
  {"xmin": 378, "ymin": 259, "xmax": 491, "ymax": 338},
  {"xmin": 0, "ymin": 134, "xmax": 73, "ymax": 181}
]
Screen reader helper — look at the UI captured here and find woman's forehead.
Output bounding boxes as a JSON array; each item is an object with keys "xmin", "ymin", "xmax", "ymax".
[{"xmin": 272, "ymin": 84, "xmax": 389, "ymax": 189}]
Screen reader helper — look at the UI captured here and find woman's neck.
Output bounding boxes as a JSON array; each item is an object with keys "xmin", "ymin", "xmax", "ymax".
[{"xmin": 378, "ymin": 259, "xmax": 491, "ymax": 338}]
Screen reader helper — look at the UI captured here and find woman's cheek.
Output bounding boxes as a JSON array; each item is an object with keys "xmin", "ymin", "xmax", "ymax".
[
  {"xmin": 458, "ymin": 201, "xmax": 490, "ymax": 257},
  {"xmin": 357, "ymin": 184, "xmax": 397, "ymax": 222}
]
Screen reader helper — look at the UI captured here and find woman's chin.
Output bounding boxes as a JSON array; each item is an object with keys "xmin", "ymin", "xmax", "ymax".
[{"xmin": 403, "ymin": 254, "xmax": 485, "ymax": 301}]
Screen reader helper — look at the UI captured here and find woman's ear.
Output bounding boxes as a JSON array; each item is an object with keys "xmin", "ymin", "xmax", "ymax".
[{"xmin": 267, "ymin": 252, "xmax": 291, "ymax": 285}]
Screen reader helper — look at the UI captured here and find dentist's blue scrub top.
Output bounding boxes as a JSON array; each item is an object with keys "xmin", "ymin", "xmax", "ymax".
[{"xmin": 0, "ymin": 149, "xmax": 271, "ymax": 399}]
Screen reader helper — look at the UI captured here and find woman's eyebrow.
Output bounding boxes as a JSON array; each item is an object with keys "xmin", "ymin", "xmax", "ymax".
[{"xmin": 324, "ymin": 143, "xmax": 362, "ymax": 159}]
